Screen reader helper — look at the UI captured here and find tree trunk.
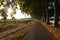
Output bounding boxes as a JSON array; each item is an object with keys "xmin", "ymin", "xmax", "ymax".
[
  {"xmin": 45, "ymin": 0, "xmax": 50, "ymax": 24},
  {"xmin": 43, "ymin": 0, "xmax": 46, "ymax": 22},
  {"xmin": 54, "ymin": 0, "xmax": 60, "ymax": 27},
  {"xmin": 4, "ymin": 16, "xmax": 6, "ymax": 20}
]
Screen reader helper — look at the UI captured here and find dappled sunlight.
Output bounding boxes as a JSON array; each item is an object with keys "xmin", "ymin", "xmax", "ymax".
[
  {"xmin": 0, "ymin": 5, "xmax": 4, "ymax": 9},
  {"xmin": 0, "ymin": 5, "xmax": 31, "ymax": 19},
  {"xmin": 0, "ymin": 16, "xmax": 3, "ymax": 19}
]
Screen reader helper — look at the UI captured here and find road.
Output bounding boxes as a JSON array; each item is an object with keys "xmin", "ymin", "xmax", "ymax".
[{"xmin": 24, "ymin": 22, "xmax": 56, "ymax": 40}]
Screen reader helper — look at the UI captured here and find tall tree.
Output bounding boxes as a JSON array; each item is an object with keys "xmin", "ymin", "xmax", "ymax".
[{"xmin": 54, "ymin": 0, "xmax": 60, "ymax": 27}]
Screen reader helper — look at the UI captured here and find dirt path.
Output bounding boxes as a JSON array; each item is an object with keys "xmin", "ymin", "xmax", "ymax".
[
  {"xmin": 24, "ymin": 22, "xmax": 56, "ymax": 40},
  {"xmin": 0, "ymin": 21, "xmax": 32, "ymax": 39}
]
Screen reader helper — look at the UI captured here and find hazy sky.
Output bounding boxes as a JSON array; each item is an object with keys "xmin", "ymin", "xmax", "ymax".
[
  {"xmin": 0, "ymin": 5, "xmax": 31, "ymax": 19},
  {"xmin": 7, "ymin": 8, "xmax": 31, "ymax": 19}
]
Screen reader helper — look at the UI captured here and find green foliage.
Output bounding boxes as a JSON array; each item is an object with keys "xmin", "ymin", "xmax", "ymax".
[
  {"xmin": 19, "ymin": 0, "xmax": 44, "ymax": 19},
  {"xmin": 0, "ymin": 0, "xmax": 54, "ymax": 19},
  {"xmin": 0, "ymin": 0, "xmax": 17, "ymax": 20},
  {"xmin": 0, "ymin": 0, "xmax": 44, "ymax": 19}
]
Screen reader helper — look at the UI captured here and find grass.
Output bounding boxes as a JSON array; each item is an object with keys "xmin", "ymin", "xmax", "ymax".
[
  {"xmin": 0, "ymin": 20, "xmax": 35, "ymax": 40},
  {"xmin": 0, "ymin": 19, "xmax": 31, "ymax": 23},
  {"xmin": 0, "ymin": 19, "xmax": 33, "ymax": 32}
]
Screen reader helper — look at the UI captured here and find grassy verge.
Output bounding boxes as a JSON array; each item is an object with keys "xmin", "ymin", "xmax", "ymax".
[
  {"xmin": 0, "ymin": 19, "xmax": 33, "ymax": 32},
  {"xmin": 37, "ymin": 20, "xmax": 59, "ymax": 40},
  {"xmin": 0, "ymin": 20, "xmax": 35, "ymax": 40}
]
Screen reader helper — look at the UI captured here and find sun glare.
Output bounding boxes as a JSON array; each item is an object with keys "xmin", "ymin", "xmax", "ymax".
[
  {"xmin": 0, "ymin": 5, "xmax": 31, "ymax": 19},
  {"xmin": 14, "ymin": 9, "xmax": 31, "ymax": 19}
]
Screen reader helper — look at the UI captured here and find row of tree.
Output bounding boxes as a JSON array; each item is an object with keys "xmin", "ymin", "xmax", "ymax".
[
  {"xmin": 0, "ymin": 0, "xmax": 60, "ymax": 27},
  {"xmin": 19, "ymin": 0, "xmax": 60, "ymax": 27}
]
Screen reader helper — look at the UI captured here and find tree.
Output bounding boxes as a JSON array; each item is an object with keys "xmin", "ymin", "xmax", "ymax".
[
  {"xmin": 0, "ymin": 0, "xmax": 17, "ymax": 20},
  {"xmin": 54, "ymin": 0, "xmax": 60, "ymax": 27},
  {"xmin": 2, "ymin": 9, "xmax": 7, "ymax": 20},
  {"xmin": 19, "ymin": 0, "xmax": 44, "ymax": 19}
]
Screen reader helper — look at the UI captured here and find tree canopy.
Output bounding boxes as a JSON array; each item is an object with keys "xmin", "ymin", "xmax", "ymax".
[
  {"xmin": 0, "ymin": 0, "xmax": 60, "ymax": 27},
  {"xmin": 19, "ymin": 0, "xmax": 43, "ymax": 18},
  {"xmin": 0, "ymin": 0, "xmax": 54, "ymax": 19}
]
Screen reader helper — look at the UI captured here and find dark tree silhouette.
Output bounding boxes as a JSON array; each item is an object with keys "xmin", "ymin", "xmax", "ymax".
[
  {"xmin": 54, "ymin": 0, "xmax": 60, "ymax": 27},
  {"xmin": 2, "ymin": 9, "xmax": 7, "ymax": 20},
  {"xmin": 0, "ymin": 0, "xmax": 60, "ymax": 27}
]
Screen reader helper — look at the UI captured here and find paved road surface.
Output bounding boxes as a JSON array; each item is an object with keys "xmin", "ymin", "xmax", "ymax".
[{"xmin": 24, "ymin": 22, "xmax": 56, "ymax": 40}]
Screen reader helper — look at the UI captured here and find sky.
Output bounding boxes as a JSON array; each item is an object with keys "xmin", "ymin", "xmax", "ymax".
[
  {"xmin": 7, "ymin": 7, "xmax": 31, "ymax": 19},
  {"xmin": 0, "ymin": 5, "xmax": 31, "ymax": 19}
]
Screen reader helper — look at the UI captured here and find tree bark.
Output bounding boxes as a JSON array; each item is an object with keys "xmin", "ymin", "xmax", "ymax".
[
  {"xmin": 54, "ymin": 0, "xmax": 60, "ymax": 27},
  {"xmin": 42, "ymin": 0, "xmax": 46, "ymax": 22},
  {"xmin": 45, "ymin": 0, "xmax": 50, "ymax": 24}
]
